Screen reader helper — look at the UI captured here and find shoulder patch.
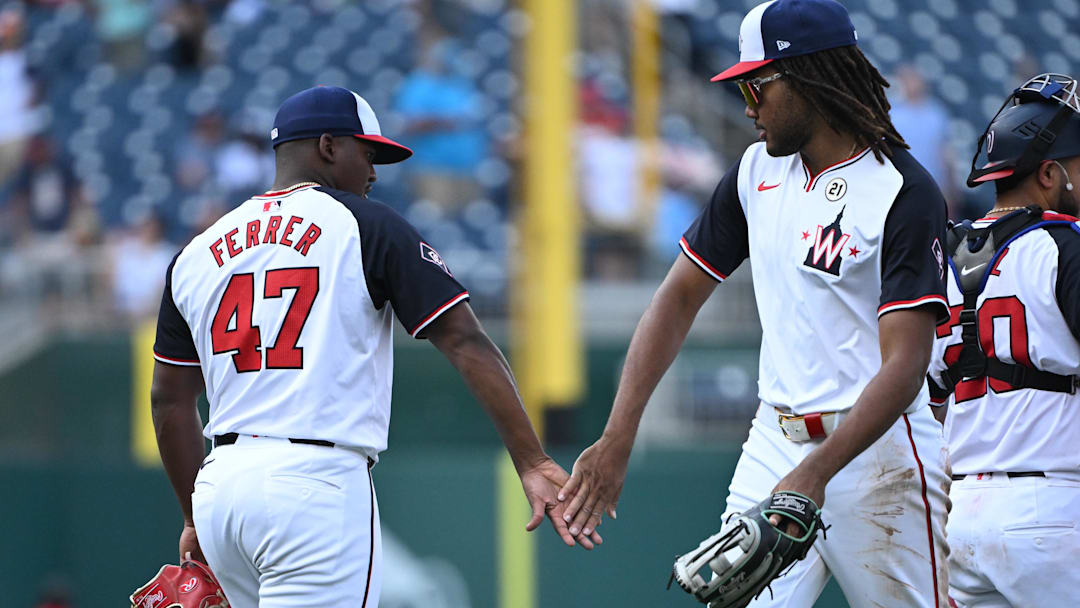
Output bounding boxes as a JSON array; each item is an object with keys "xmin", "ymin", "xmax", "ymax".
[
  {"xmin": 932, "ymin": 237, "xmax": 944, "ymax": 280},
  {"xmin": 420, "ymin": 242, "xmax": 453, "ymax": 277}
]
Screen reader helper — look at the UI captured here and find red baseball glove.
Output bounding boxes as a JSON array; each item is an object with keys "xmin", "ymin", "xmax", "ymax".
[{"xmin": 130, "ymin": 559, "xmax": 229, "ymax": 608}]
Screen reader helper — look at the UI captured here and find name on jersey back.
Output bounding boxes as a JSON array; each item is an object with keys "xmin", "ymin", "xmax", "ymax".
[{"xmin": 209, "ymin": 214, "xmax": 322, "ymax": 267}]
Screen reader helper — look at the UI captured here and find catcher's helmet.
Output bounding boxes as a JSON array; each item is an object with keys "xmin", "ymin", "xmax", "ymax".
[{"xmin": 968, "ymin": 73, "xmax": 1080, "ymax": 187}]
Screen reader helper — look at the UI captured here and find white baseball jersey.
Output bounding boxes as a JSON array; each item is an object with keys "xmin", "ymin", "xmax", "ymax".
[
  {"xmin": 928, "ymin": 212, "xmax": 1080, "ymax": 476},
  {"xmin": 153, "ymin": 183, "xmax": 469, "ymax": 457},
  {"xmin": 681, "ymin": 142, "xmax": 949, "ymax": 415}
]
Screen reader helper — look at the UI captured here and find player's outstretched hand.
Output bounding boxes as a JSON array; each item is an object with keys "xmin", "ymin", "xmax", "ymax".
[
  {"xmin": 558, "ymin": 437, "xmax": 628, "ymax": 540},
  {"xmin": 519, "ymin": 457, "xmax": 604, "ymax": 550}
]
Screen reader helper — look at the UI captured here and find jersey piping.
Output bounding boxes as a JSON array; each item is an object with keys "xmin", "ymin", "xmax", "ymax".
[
  {"xmin": 409, "ymin": 291, "xmax": 470, "ymax": 337},
  {"xmin": 878, "ymin": 294, "xmax": 950, "ymax": 317},
  {"xmin": 803, "ymin": 147, "xmax": 871, "ymax": 191},
  {"xmin": 679, "ymin": 236, "xmax": 728, "ymax": 281}
]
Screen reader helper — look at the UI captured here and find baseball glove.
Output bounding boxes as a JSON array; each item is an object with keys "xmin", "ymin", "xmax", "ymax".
[
  {"xmin": 130, "ymin": 559, "xmax": 229, "ymax": 608},
  {"xmin": 669, "ymin": 491, "xmax": 826, "ymax": 607}
]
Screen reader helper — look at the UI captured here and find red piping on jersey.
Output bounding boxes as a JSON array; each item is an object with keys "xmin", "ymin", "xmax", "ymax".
[
  {"xmin": 153, "ymin": 351, "xmax": 201, "ymax": 365},
  {"xmin": 409, "ymin": 292, "xmax": 470, "ymax": 337},
  {"xmin": 1043, "ymin": 211, "xmax": 1080, "ymax": 222},
  {"xmin": 253, "ymin": 184, "xmax": 318, "ymax": 199},
  {"xmin": 679, "ymin": 237, "xmax": 728, "ymax": 281},
  {"xmin": 903, "ymin": 413, "xmax": 941, "ymax": 608},
  {"xmin": 977, "ymin": 211, "xmax": 1080, "ymax": 222},
  {"xmin": 803, "ymin": 147, "xmax": 871, "ymax": 192},
  {"xmin": 360, "ymin": 466, "xmax": 375, "ymax": 608},
  {"xmin": 877, "ymin": 295, "xmax": 948, "ymax": 317}
]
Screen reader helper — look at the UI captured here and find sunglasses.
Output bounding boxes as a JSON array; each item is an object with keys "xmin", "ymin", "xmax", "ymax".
[{"xmin": 735, "ymin": 72, "xmax": 784, "ymax": 109}]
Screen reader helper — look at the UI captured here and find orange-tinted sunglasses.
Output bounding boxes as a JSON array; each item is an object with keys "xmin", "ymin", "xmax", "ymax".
[{"xmin": 735, "ymin": 72, "xmax": 784, "ymax": 109}]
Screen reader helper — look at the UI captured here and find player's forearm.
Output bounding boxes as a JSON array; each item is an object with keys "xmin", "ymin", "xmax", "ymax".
[
  {"xmin": 802, "ymin": 359, "xmax": 927, "ymax": 481},
  {"xmin": 801, "ymin": 310, "xmax": 935, "ymax": 481},
  {"xmin": 442, "ymin": 332, "xmax": 547, "ymax": 471},
  {"xmin": 151, "ymin": 396, "xmax": 206, "ymax": 524}
]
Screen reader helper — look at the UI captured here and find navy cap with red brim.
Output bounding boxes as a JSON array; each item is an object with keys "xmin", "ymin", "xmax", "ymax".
[
  {"xmin": 710, "ymin": 0, "xmax": 857, "ymax": 84},
  {"xmin": 711, "ymin": 59, "xmax": 774, "ymax": 82},
  {"xmin": 355, "ymin": 134, "xmax": 413, "ymax": 164},
  {"xmin": 271, "ymin": 86, "xmax": 413, "ymax": 165}
]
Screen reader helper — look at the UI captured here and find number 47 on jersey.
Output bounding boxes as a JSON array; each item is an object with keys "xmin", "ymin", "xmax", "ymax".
[{"xmin": 211, "ymin": 267, "xmax": 319, "ymax": 373}]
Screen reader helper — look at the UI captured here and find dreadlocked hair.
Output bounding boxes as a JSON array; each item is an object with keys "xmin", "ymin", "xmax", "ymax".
[{"xmin": 775, "ymin": 45, "xmax": 908, "ymax": 163}]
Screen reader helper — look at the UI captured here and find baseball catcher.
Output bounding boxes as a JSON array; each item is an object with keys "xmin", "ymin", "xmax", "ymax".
[
  {"xmin": 130, "ymin": 559, "xmax": 229, "ymax": 608},
  {"xmin": 670, "ymin": 491, "xmax": 826, "ymax": 607}
]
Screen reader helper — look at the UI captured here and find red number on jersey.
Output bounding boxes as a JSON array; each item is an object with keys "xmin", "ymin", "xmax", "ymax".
[
  {"xmin": 210, "ymin": 268, "xmax": 319, "ymax": 372},
  {"xmin": 211, "ymin": 273, "xmax": 261, "ymax": 373},
  {"xmin": 264, "ymin": 267, "xmax": 319, "ymax": 369},
  {"xmin": 938, "ymin": 296, "xmax": 1030, "ymax": 403}
]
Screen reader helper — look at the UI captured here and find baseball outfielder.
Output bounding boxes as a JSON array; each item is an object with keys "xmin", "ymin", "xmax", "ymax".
[
  {"xmin": 559, "ymin": 1, "xmax": 952, "ymax": 605},
  {"xmin": 149, "ymin": 86, "xmax": 600, "ymax": 608},
  {"xmin": 928, "ymin": 73, "xmax": 1080, "ymax": 606}
]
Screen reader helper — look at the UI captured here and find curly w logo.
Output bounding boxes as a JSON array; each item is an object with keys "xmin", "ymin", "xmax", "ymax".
[{"xmin": 803, "ymin": 207, "xmax": 849, "ymax": 277}]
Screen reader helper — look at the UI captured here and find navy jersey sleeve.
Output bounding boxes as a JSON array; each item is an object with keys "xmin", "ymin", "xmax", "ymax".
[
  {"xmin": 878, "ymin": 151, "xmax": 950, "ymax": 322},
  {"xmin": 154, "ymin": 253, "xmax": 200, "ymax": 366},
  {"xmin": 1048, "ymin": 223, "xmax": 1080, "ymax": 340},
  {"xmin": 336, "ymin": 192, "xmax": 469, "ymax": 338},
  {"xmin": 680, "ymin": 158, "xmax": 748, "ymax": 281}
]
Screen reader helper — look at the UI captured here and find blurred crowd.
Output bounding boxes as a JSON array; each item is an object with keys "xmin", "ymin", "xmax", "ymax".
[{"xmin": 0, "ymin": 0, "xmax": 1064, "ymax": 331}]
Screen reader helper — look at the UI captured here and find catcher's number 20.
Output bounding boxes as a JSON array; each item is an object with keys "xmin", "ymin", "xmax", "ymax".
[{"xmin": 211, "ymin": 267, "xmax": 320, "ymax": 373}]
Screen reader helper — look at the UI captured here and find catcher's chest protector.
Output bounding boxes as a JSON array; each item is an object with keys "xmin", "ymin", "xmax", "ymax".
[{"xmin": 935, "ymin": 207, "xmax": 1078, "ymax": 398}]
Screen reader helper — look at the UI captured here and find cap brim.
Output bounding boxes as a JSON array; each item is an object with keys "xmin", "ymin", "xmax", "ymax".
[
  {"xmin": 972, "ymin": 167, "xmax": 1015, "ymax": 182},
  {"xmin": 355, "ymin": 134, "xmax": 413, "ymax": 164},
  {"xmin": 711, "ymin": 59, "xmax": 774, "ymax": 82}
]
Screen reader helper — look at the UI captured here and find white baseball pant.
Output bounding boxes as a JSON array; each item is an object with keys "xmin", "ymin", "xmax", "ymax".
[
  {"xmin": 947, "ymin": 472, "xmax": 1080, "ymax": 606},
  {"xmin": 191, "ymin": 435, "xmax": 381, "ymax": 608},
  {"xmin": 719, "ymin": 403, "xmax": 951, "ymax": 607}
]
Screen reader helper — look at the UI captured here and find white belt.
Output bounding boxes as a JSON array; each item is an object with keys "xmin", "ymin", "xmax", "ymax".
[{"xmin": 761, "ymin": 405, "xmax": 843, "ymax": 442}]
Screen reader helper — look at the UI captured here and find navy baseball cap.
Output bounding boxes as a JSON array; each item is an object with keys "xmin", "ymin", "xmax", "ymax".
[
  {"xmin": 711, "ymin": 0, "xmax": 858, "ymax": 82},
  {"xmin": 271, "ymin": 86, "xmax": 413, "ymax": 164}
]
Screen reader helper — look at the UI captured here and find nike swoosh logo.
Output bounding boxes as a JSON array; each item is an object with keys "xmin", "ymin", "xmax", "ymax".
[
  {"xmin": 758, "ymin": 181, "xmax": 780, "ymax": 191},
  {"xmin": 960, "ymin": 263, "xmax": 987, "ymax": 276}
]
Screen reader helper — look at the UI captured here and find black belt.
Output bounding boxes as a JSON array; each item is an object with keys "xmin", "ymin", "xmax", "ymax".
[
  {"xmin": 951, "ymin": 471, "xmax": 1045, "ymax": 481},
  {"xmin": 213, "ymin": 433, "xmax": 335, "ymax": 449}
]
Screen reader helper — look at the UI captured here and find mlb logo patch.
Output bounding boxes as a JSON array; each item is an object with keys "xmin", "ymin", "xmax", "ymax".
[
  {"xmin": 420, "ymin": 242, "xmax": 453, "ymax": 277},
  {"xmin": 263, "ymin": 200, "xmax": 281, "ymax": 212}
]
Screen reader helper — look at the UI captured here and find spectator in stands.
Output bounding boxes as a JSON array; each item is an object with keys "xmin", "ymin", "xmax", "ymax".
[
  {"xmin": 0, "ymin": 8, "xmax": 39, "ymax": 189},
  {"xmin": 0, "ymin": 138, "xmax": 95, "ymax": 304},
  {"xmin": 214, "ymin": 121, "xmax": 273, "ymax": 202},
  {"xmin": 107, "ymin": 213, "xmax": 176, "ymax": 321},
  {"xmin": 161, "ymin": 0, "xmax": 210, "ymax": 69},
  {"xmin": 95, "ymin": 0, "xmax": 152, "ymax": 70},
  {"xmin": 889, "ymin": 65, "xmax": 959, "ymax": 213},
  {"xmin": 648, "ymin": 123, "xmax": 722, "ymax": 271},
  {"xmin": 394, "ymin": 32, "xmax": 488, "ymax": 210},
  {"xmin": 173, "ymin": 110, "xmax": 225, "ymax": 195},
  {"xmin": 8, "ymin": 135, "xmax": 77, "ymax": 237},
  {"xmin": 577, "ymin": 77, "xmax": 647, "ymax": 280}
]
